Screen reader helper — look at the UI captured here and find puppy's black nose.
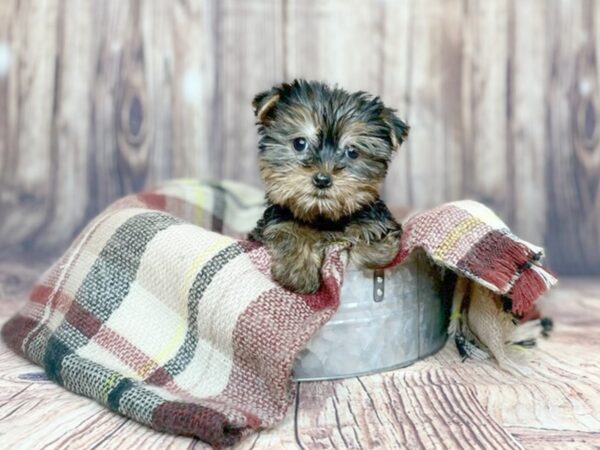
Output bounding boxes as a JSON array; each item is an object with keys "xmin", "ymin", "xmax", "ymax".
[{"xmin": 312, "ymin": 172, "xmax": 332, "ymax": 189}]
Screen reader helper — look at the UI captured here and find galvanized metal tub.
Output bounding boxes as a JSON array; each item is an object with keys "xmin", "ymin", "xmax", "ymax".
[{"xmin": 293, "ymin": 252, "xmax": 451, "ymax": 381}]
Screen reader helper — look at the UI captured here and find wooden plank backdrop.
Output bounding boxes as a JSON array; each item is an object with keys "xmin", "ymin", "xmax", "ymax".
[{"xmin": 0, "ymin": 0, "xmax": 599, "ymax": 275}]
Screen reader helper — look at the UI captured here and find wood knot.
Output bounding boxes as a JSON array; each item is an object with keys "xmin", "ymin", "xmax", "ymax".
[
  {"xmin": 117, "ymin": 71, "xmax": 150, "ymax": 186},
  {"xmin": 119, "ymin": 81, "xmax": 148, "ymax": 149},
  {"xmin": 573, "ymin": 72, "xmax": 600, "ymax": 178}
]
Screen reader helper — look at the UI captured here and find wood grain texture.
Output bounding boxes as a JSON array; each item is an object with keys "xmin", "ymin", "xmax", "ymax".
[
  {"xmin": 545, "ymin": 0, "xmax": 600, "ymax": 275},
  {"xmin": 0, "ymin": 259, "xmax": 599, "ymax": 449},
  {"xmin": 0, "ymin": 0, "xmax": 599, "ymax": 274},
  {"xmin": 507, "ymin": 0, "xmax": 547, "ymax": 244},
  {"xmin": 295, "ymin": 374, "xmax": 521, "ymax": 449},
  {"xmin": 0, "ymin": 0, "xmax": 59, "ymax": 249},
  {"xmin": 382, "ymin": 0, "xmax": 466, "ymax": 209},
  {"xmin": 216, "ymin": 0, "xmax": 284, "ymax": 185},
  {"xmin": 285, "ymin": 0, "xmax": 383, "ymax": 93}
]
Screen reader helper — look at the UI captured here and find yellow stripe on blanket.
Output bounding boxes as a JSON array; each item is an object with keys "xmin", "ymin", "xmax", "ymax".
[
  {"xmin": 100, "ymin": 372, "xmax": 121, "ymax": 401},
  {"xmin": 173, "ymin": 178, "xmax": 207, "ymax": 226},
  {"xmin": 136, "ymin": 321, "xmax": 186, "ymax": 378},
  {"xmin": 138, "ymin": 235, "xmax": 235, "ymax": 376},
  {"xmin": 453, "ymin": 200, "xmax": 508, "ymax": 230},
  {"xmin": 434, "ymin": 216, "xmax": 481, "ymax": 260}
]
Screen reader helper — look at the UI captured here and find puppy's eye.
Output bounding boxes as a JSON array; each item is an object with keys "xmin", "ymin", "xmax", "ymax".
[
  {"xmin": 292, "ymin": 137, "xmax": 308, "ymax": 152},
  {"xmin": 345, "ymin": 147, "xmax": 359, "ymax": 159}
]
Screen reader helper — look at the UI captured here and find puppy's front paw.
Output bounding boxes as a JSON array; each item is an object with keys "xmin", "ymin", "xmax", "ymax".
[
  {"xmin": 271, "ymin": 257, "xmax": 321, "ymax": 293},
  {"xmin": 260, "ymin": 221, "xmax": 324, "ymax": 293},
  {"xmin": 350, "ymin": 231, "xmax": 401, "ymax": 269}
]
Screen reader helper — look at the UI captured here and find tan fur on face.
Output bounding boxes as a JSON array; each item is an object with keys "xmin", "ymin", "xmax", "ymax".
[
  {"xmin": 338, "ymin": 121, "xmax": 392, "ymax": 159},
  {"xmin": 259, "ymin": 162, "xmax": 380, "ymax": 221},
  {"xmin": 269, "ymin": 103, "xmax": 321, "ymax": 147}
]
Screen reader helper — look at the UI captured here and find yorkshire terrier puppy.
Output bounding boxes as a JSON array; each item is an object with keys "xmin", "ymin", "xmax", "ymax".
[{"xmin": 249, "ymin": 80, "xmax": 409, "ymax": 293}]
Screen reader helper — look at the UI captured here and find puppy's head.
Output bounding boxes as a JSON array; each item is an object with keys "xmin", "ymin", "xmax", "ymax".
[{"xmin": 253, "ymin": 80, "xmax": 409, "ymax": 221}]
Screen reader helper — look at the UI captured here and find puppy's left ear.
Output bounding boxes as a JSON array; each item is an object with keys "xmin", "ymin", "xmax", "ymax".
[
  {"xmin": 252, "ymin": 88, "xmax": 280, "ymax": 125},
  {"xmin": 382, "ymin": 108, "xmax": 409, "ymax": 149}
]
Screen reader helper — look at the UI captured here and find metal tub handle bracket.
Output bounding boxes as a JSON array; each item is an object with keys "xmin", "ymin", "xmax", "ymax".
[{"xmin": 373, "ymin": 269, "xmax": 385, "ymax": 302}]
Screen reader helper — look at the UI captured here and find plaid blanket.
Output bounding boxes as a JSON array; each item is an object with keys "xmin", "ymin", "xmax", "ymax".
[
  {"xmin": 2, "ymin": 180, "xmax": 556, "ymax": 447},
  {"xmin": 392, "ymin": 200, "xmax": 557, "ymax": 315}
]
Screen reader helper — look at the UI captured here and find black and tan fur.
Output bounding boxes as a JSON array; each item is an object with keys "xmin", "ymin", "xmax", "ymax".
[{"xmin": 249, "ymin": 80, "xmax": 409, "ymax": 293}]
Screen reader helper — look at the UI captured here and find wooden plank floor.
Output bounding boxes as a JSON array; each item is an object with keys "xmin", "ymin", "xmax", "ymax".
[{"xmin": 0, "ymin": 256, "xmax": 599, "ymax": 449}]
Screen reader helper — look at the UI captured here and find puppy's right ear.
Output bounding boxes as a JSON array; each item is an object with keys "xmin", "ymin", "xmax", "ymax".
[
  {"xmin": 252, "ymin": 88, "xmax": 280, "ymax": 125},
  {"xmin": 382, "ymin": 107, "xmax": 410, "ymax": 150}
]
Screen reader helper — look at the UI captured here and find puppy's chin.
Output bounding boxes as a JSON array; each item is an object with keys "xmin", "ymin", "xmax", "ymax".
[
  {"xmin": 290, "ymin": 194, "xmax": 347, "ymax": 221},
  {"xmin": 261, "ymin": 167, "xmax": 379, "ymax": 222}
]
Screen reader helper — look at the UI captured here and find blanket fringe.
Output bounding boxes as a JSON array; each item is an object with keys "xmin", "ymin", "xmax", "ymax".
[
  {"xmin": 510, "ymin": 265, "xmax": 557, "ymax": 315},
  {"xmin": 463, "ymin": 231, "xmax": 535, "ymax": 291}
]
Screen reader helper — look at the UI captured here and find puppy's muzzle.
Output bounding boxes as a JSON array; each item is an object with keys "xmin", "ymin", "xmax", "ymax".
[{"xmin": 312, "ymin": 172, "xmax": 332, "ymax": 189}]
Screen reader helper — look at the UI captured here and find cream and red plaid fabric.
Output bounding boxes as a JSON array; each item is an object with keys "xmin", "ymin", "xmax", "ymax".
[
  {"xmin": 392, "ymin": 200, "xmax": 557, "ymax": 315},
  {"xmin": 2, "ymin": 180, "xmax": 556, "ymax": 447}
]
